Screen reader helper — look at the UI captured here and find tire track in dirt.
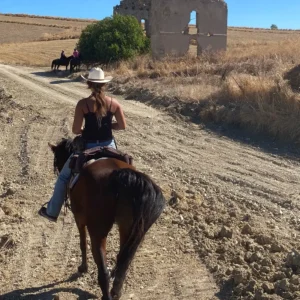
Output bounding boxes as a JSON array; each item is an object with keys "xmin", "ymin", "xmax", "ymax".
[
  {"xmin": 22, "ymin": 104, "xmax": 80, "ymax": 284},
  {"xmin": 32, "ymin": 125, "xmax": 57, "ymax": 174},
  {"xmin": 19, "ymin": 125, "xmax": 30, "ymax": 179},
  {"xmin": 0, "ymin": 66, "xmax": 76, "ymax": 105}
]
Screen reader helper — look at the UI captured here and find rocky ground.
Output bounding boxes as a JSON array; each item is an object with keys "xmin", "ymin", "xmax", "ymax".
[{"xmin": 0, "ymin": 65, "xmax": 300, "ymax": 299}]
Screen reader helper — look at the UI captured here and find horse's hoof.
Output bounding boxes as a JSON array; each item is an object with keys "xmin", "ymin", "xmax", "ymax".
[
  {"xmin": 110, "ymin": 289, "xmax": 121, "ymax": 300},
  {"xmin": 78, "ymin": 264, "xmax": 88, "ymax": 273}
]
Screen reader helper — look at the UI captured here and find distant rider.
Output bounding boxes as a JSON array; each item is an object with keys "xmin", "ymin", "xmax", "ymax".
[
  {"xmin": 60, "ymin": 50, "xmax": 67, "ymax": 60},
  {"xmin": 73, "ymin": 49, "xmax": 79, "ymax": 59}
]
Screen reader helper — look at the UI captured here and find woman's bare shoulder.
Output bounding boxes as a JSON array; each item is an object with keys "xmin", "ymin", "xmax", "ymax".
[
  {"xmin": 104, "ymin": 96, "xmax": 119, "ymax": 111},
  {"xmin": 77, "ymin": 97, "xmax": 91, "ymax": 106},
  {"xmin": 105, "ymin": 96, "xmax": 120, "ymax": 105}
]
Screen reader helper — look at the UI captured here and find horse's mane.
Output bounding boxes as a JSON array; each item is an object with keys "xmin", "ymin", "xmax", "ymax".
[
  {"xmin": 53, "ymin": 138, "xmax": 74, "ymax": 173},
  {"xmin": 56, "ymin": 138, "xmax": 74, "ymax": 153}
]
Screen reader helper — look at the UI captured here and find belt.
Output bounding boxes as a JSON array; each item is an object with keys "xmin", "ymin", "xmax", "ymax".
[{"xmin": 84, "ymin": 139, "xmax": 113, "ymax": 144}]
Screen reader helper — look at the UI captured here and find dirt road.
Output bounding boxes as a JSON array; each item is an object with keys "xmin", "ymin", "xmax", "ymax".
[{"xmin": 0, "ymin": 65, "xmax": 300, "ymax": 300}]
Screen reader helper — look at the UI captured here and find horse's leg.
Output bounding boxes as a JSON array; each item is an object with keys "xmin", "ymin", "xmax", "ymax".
[
  {"xmin": 90, "ymin": 235, "xmax": 111, "ymax": 300},
  {"xmin": 110, "ymin": 221, "xmax": 138, "ymax": 300},
  {"xmin": 109, "ymin": 220, "xmax": 130, "ymax": 280},
  {"xmin": 75, "ymin": 218, "xmax": 88, "ymax": 273}
]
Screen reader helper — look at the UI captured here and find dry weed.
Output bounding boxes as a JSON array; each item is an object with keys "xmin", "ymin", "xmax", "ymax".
[
  {"xmin": 108, "ymin": 37, "xmax": 300, "ymax": 143},
  {"xmin": 200, "ymin": 75, "xmax": 300, "ymax": 141}
]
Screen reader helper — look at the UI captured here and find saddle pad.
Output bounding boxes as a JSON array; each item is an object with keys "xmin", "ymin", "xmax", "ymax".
[{"xmin": 69, "ymin": 158, "xmax": 105, "ymax": 190}]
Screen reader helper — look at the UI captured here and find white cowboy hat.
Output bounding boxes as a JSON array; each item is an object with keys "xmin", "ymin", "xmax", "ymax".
[{"xmin": 81, "ymin": 67, "xmax": 113, "ymax": 83}]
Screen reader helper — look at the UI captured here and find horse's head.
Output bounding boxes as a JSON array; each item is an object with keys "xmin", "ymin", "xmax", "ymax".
[{"xmin": 48, "ymin": 138, "xmax": 73, "ymax": 174}]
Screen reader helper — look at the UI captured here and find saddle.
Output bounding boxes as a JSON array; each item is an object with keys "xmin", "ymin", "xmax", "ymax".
[{"xmin": 69, "ymin": 146, "xmax": 133, "ymax": 174}]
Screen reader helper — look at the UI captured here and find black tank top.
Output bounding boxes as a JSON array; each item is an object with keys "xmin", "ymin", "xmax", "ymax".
[{"xmin": 82, "ymin": 98, "xmax": 113, "ymax": 142}]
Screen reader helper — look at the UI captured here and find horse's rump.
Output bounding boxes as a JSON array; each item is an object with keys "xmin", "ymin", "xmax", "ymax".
[
  {"xmin": 70, "ymin": 158, "xmax": 164, "ymax": 227},
  {"xmin": 72, "ymin": 160, "xmax": 165, "ymax": 255}
]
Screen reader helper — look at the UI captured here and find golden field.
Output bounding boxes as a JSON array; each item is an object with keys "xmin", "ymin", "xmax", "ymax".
[
  {"xmin": 0, "ymin": 13, "xmax": 95, "ymax": 28},
  {"xmin": 0, "ymin": 14, "xmax": 92, "ymax": 65},
  {"xmin": 0, "ymin": 14, "xmax": 94, "ymax": 60},
  {"xmin": 1, "ymin": 14, "xmax": 300, "ymax": 143}
]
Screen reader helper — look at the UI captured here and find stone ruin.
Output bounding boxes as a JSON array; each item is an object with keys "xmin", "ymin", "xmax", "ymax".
[
  {"xmin": 113, "ymin": 0, "xmax": 228, "ymax": 59},
  {"xmin": 113, "ymin": 0, "xmax": 152, "ymax": 37}
]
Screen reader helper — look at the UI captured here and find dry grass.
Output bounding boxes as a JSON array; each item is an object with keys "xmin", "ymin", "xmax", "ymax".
[
  {"xmin": 107, "ymin": 34, "xmax": 300, "ymax": 144},
  {"xmin": 200, "ymin": 75, "xmax": 300, "ymax": 141},
  {"xmin": 1, "ymin": 15, "xmax": 300, "ymax": 143},
  {"xmin": 0, "ymin": 22, "xmax": 70, "ymax": 44},
  {"xmin": 0, "ymin": 15, "xmax": 85, "ymax": 45}
]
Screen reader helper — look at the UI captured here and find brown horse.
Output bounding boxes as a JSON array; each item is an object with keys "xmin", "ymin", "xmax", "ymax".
[{"xmin": 49, "ymin": 139, "xmax": 165, "ymax": 300}]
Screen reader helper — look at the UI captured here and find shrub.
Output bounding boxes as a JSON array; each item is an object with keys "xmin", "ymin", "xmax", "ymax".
[
  {"xmin": 78, "ymin": 14, "xmax": 150, "ymax": 64},
  {"xmin": 271, "ymin": 24, "xmax": 278, "ymax": 30}
]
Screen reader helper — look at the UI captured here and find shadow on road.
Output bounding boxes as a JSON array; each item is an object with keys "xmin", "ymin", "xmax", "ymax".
[
  {"xmin": 0, "ymin": 273, "xmax": 97, "ymax": 299},
  {"xmin": 31, "ymin": 71, "xmax": 82, "ymax": 85}
]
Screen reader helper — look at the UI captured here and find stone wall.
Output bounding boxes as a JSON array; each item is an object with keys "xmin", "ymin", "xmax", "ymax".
[
  {"xmin": 113, "ymin": 0, "xmax": 228, "ymax": 58},
  {"xmin": 150, "ymin": 0, "xmax": 228, "ymax": 58}
]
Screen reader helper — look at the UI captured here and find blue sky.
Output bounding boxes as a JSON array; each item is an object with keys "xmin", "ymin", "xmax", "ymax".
[{"xmin": 1, "ymin": 0, "xmax": 300, "ymax": 29}]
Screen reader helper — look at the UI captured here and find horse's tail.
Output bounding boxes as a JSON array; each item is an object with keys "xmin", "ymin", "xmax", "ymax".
[
  {"xmin": 110, "ymin": 168, "xmax": 165, "ymax": 275},
  {"xmin": 51, "ymin": 60, "xmax": 54, "ymax": 69}
]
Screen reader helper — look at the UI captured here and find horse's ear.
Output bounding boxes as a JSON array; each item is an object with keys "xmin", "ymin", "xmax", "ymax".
[{"xmin": 48, "ymin": 143, "xmax": 57, "ymax": 152}]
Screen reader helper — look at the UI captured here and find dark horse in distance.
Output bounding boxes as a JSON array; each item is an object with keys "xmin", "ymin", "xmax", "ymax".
[
  {"xmin": 70, "ymin": 54, "xmax": 82, "ymax": 73},
  {"xmin": 48, "ymin": 138, "xmax": 165, "ymax": 300},
  {"xmin": 51, "ymin": 55, "xmax": 73, "ymax": 71}
]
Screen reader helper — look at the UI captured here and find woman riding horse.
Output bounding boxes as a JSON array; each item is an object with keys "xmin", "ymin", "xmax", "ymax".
[
  {"xmin": 39, "ymin": 68, "xmax": 165, "ymax": 300},
  {"xmin": 39, "ymin": 67, "xmax": 126, "ymax": 222},
  {"xmin": 60, "ymin": 50, "xmax": 66, "ymax": 60}
]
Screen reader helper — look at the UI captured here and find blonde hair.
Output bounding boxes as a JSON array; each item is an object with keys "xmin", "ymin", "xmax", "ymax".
[{"xmin": 87, "ymin": 81, "xmax": 107, "ymax": 117}]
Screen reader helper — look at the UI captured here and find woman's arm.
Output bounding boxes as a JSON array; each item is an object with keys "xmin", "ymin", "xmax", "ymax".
[
  {"xmin": 112, "ymin": 100, "xmax": 126, "ymax": 131},
  {"xmin": 72, "ymin": 101, "xmax": 84, "ymax": 134}
]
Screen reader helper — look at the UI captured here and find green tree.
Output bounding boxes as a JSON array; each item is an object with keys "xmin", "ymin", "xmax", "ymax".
[
  {"xmin": 78, "ymin": 14, "xmax": 150, "ymax": 64},
  {"xmin": 271, "ymin": 24, "xmax": 278, "ymax": 30}
]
